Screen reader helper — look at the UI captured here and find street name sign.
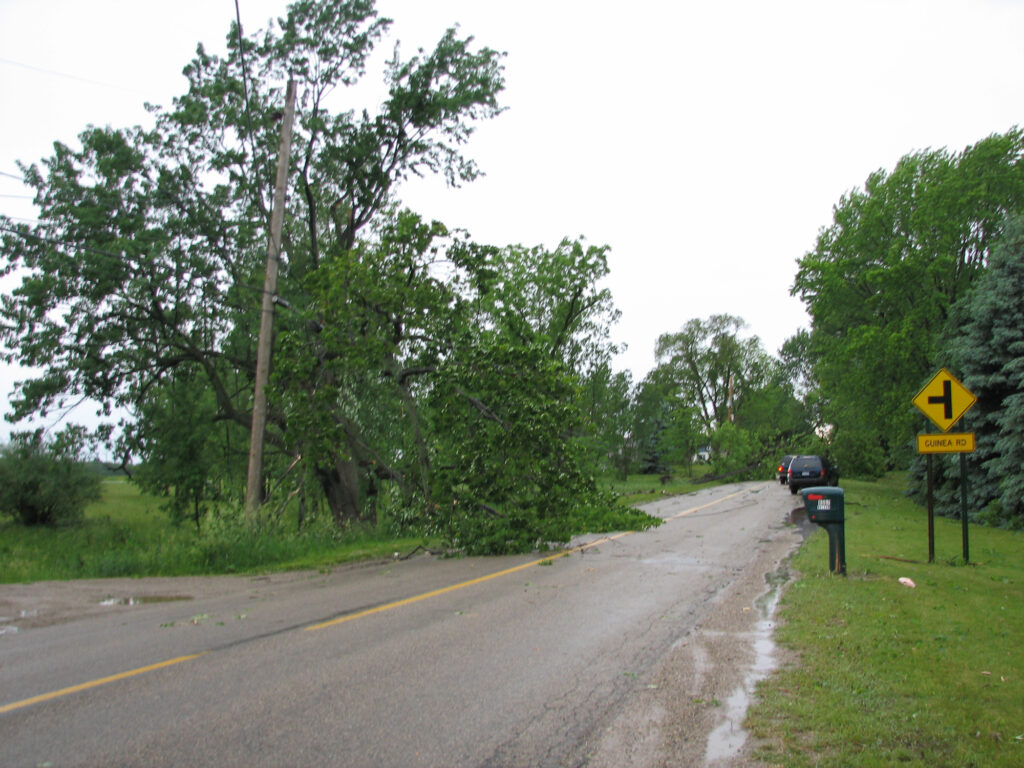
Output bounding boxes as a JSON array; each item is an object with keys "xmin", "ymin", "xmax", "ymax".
[
  {"xmin": 912, "ymin": 368, "xmax": 977, "ymax": 432},
  {"xmin": 917, "ymin": 432, "xmax": 975, "ymax": 454}
]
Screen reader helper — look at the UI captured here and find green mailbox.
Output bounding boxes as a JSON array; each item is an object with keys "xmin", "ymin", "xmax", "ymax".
[
  {"xmin": 802, "ymin": 486, "xmax": 844, "ymax": 523},
  {"xmin": 800, "ymin": 486, "xmax": 846, "ymax": 575}
]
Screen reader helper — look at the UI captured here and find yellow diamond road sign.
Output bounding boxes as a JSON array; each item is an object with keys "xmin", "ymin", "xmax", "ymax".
[{"xmin": 913, "ymin": 368, "xmax": 977, "ymax": 432}]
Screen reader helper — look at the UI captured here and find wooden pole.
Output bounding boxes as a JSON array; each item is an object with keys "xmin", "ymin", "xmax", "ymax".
[{"xmin": 246, "ymin": 79, "xmax": 297, "ymax": 522}]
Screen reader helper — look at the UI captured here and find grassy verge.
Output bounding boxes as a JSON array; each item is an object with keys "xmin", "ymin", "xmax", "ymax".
[
  {"xmin": 602, "ymin": 469, "xmax": 714, "ymax": 505},
  {"xmin": 0, "ymin": 478, "xmax": 429, "ymax": 582},
  {"xmin": 748, "ymin": 473, "xmax": 1023, "ymax": 767}
]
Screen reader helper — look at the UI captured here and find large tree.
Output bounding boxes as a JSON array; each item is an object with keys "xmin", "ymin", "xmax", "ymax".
[
  {"xmin": 647, "ymin": 314, "xmax": 799, "ymax": 479},
  {"xmin": 792, "ymin": 129, "xmax": 1024, "ymax": 474},
  {"xmin": 269, "ymin": 209, "xmax": 640, "ymax": 548},
  {"xmin": 921, "ymin": 215, "xmax": 1024, "ymax": 528},
  {"xmin": 653, "ymin": 314, "xmax": 771, "ymax": 435},
  {"xmin": 0, "ymin": 0, "xmax": 506, "ymax": 523}
]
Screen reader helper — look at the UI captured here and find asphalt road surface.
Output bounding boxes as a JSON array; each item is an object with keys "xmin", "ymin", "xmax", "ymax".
[{"xmin": 1, "ymin": 480, "xmax": 808, "ymax": 767}]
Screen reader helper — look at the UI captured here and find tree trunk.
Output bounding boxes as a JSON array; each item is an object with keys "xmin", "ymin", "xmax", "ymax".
[{"xmin": 317, "ymin": 457, "xmax": 362, "ymax": 526}]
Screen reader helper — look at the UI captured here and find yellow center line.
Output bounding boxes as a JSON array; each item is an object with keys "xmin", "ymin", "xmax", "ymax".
[
  {"xmin": 0, "ymin": 652, "xmax": 208, "ymax": 715},
  {"xmin": 1, "ymin": 488, "xmax": 747, "ymax": 713},
  {"xmin": 305, "ymin": 488, "xmax": 746, "ymax": 632},
  {"xmin": 304, "ymin": 531, "xmax": 631, "ymax": 631},
  {"xmin": 666, "ymin": 489, "xmax": 746, "ymax": 521}
]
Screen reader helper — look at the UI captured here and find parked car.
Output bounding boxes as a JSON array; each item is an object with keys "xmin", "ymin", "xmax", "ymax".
[
  {"xmin": 777, "ymin": 455, "xmax": 795, "ymax": 484},
  {"xmin": 787, "ymin": 455, "xmax": 839, "ymax": 494}
]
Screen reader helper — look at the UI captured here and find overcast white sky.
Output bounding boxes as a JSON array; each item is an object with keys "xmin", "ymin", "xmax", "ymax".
[{"xmin": 2, "ymin": 0, "xmax": 1024, "ymax": 439}]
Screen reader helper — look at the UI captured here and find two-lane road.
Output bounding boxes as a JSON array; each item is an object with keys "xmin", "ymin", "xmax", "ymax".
[{"xmin": 1, "ymin": 481, "xmax": 805, "ymax": 767}]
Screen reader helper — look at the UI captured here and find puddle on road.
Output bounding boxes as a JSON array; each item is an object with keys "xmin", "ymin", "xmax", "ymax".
[
  {"xmin": 788, "ymin": 507, "xmax": 815, "ymax": 540},
  {"xmin": 99, "ymin": 595, "xmax": 193, "ymax": 607},
  {"xmin": 704, "ymin": 568, "xmax": 787, "ymax": 765}
]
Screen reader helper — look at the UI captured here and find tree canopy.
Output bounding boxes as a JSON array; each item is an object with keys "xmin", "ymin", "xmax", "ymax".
[
  {"xmin": 0, "ymin": 0, "xmax": 655, "ymax": 550},
  {"xmin": 642, "ymin": 314, "xmax": 813, "ymax": 480},
  {"xmin": 792, "ymin": 129, "xmax": 1024, "ymax": 474},
  {"xmin": 922, "ymin": 215, "xmax": 1024, "ymax": 528}
]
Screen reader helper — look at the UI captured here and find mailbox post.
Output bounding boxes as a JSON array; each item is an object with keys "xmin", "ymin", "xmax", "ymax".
[{"xmin": 801, "ymin": 486, "xmax": 846, "ymax": 576}]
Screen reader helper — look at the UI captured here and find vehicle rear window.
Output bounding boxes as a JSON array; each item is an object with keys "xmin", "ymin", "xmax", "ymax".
[{"xmin": 791, "ymin": 457, "xmax": 822, "ymax": 471}]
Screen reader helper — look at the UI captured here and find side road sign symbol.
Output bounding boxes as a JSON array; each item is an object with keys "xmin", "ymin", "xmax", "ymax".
[
  {"xmin": 913, "ymin": 368, "xmax": 977, "ymax": 432},
  {"xmin": 929, "ymin": 379, "xmax": 954, "ymax": 420}
]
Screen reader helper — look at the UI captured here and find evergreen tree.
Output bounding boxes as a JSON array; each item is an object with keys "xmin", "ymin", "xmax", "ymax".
[{"xmin": 925, "ymin": 216, "xmax": 1024, "ymax": 528}]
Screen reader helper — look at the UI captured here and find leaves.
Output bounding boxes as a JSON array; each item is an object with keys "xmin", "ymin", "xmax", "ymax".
[
  {"xmin": 792, "ymin": 129, "xmax": 1024, "ymax": 473},
  {"xmin": 0, "ymin": 1, "xmax": 508, "ymax": 529}
]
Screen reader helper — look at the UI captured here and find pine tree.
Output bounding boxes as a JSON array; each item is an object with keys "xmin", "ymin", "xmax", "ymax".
[{"xmin": 940, "ymin": 216, "xmax": 1024, "ymax": 527}]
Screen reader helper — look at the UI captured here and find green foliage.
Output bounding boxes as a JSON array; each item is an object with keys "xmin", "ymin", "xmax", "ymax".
[
  {"xmin": 0, "ymin": 0, "xmax": 506, "ymax": 529},
  {"xmin": 271, "ymin": 207, "xmax": 626, "ymax": 549},
  {"xmin": 749, "ymin": 474, "xmax": 1024, "ymax": 767},
  {"xmin": 918, "ymin": 215, "xmax": 1024, "ymax": 528},
  {"xmin": 451, "ymin": 236, "xmax": 620, "ymax": 375},
  {"xmin": 429, "ymin": 338, "xmax": 656, "ymax": 554},
  {"xmin": 133, "ymin": 368, "xmax": 245, "ymax": 530},
  {"xmin": 644, "ymin": 314, "xmax": 813, "ymax": 478},
  {"xmin": 579, "ymin": 364, "xmax": 634, "ymax": 479},
  {"xmin": 654, "ymin": 314, "xmax": 770, "ymax": 435},
  {"xmin": 793, "ymin": 129, "xmax": 1024, "ymax": 474},
  {"xmin": 707, "ymin": 421, "xmax": 768, "ymax": 479},
  {"xmin": 0, "ymin": 430, "xmax": 102, "ymax": 526},
  {"xmin": 0, "ymin": 478, "xmax": 430, "ymax": 582},
  {"xmin": 0, "ymin": 0, "xmax": 640, "ymax": 553},
  {"xmin": 272, "ymin": 210, "xmax": 456, "ymax": 524}
]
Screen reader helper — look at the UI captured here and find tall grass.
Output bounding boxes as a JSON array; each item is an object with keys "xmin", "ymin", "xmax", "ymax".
[
  {"xmin": 0, "ymin": 478, "xmax": 428, "ymax": 582},
  {"xmin": 748, "ymin": 474, "xmax": 1024, "ymax": 767}
]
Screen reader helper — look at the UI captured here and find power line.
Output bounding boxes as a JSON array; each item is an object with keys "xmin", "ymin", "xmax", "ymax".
[{"xmin": 0, "ymin": 56, "xmax": 145, "ymax": 94}]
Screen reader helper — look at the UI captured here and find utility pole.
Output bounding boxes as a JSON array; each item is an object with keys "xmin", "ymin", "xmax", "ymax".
[{"xmin": 246, "ymin": 79, "xmax": 297, "ymax": 522}]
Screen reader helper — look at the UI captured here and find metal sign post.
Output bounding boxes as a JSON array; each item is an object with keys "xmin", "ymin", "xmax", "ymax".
[{"xmin": 912, "ymin": 369, "xmax": 977, "ymax": 564}]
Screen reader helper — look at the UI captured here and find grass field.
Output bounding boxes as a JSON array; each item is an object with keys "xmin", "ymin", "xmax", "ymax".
[
  {"xmin": 747, "ymin": 474, "xmax": 1024, "ymax": 767},
  {"xmin": 2, "ymin": 471, "xmax": 699, "ymax": 582},
  {"xmin": 602, "ymin": 468, "xmax": 713, "ymax": 505},
  {"xmin": 0, "ymin": 477, "xmax": 426, "ymax": 582}
]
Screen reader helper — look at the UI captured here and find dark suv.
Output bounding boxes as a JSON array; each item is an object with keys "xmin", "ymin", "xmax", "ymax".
[
  {"xmin": 787, "ymin": 455, "xmax": 839, "ymax": 494},
  {"xmin": 777, "ymin": 455, "xmax": 795, "ymax": 484}
]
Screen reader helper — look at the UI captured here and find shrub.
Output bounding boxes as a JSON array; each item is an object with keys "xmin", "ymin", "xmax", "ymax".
[{"xmin": 0, "ymin": 431, "xmax": 102, "ymax": 526}]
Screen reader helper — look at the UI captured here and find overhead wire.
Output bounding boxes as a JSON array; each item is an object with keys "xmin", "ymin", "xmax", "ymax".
[{"xmin": 0, "ymin": 56, "xmax": 145, "ymax": 94}]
